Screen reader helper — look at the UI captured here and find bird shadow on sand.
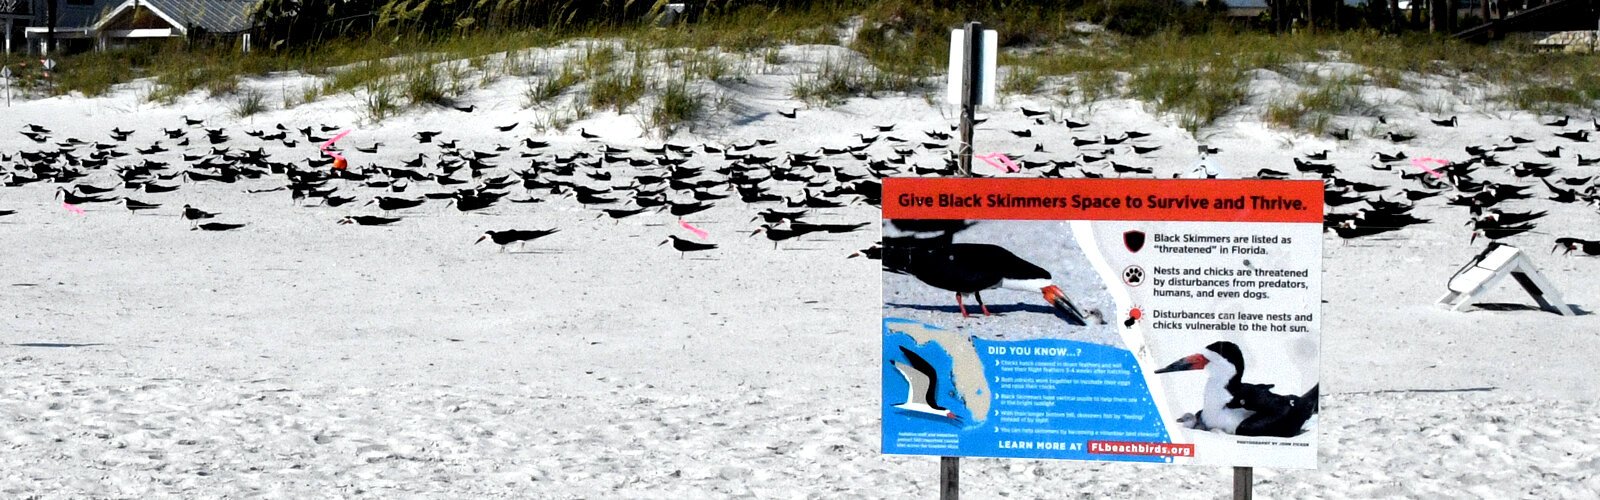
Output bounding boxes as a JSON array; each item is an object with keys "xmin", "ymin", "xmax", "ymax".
[
  {"xmin": 12, "ymin": 343, "xmax": 106, "ymax": 348},
  {"xmin": 504, "ymin": 249, "xmax": 569, "ymax": 255},
  {"xmin": 887, "ymin": 302, "xmax": 1061, "ymax": 317},
  {"xmin": 1471, "ymin": 302, "xmax": 1591, "ymax": 315},
  {"xmin": 1351, "ymin": 386, "xmax": 1497, "ymax": 395}
]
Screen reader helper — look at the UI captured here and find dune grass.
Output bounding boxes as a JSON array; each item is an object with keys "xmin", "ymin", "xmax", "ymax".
[
  {"xmin": 233, "ymin": 89, "xmax": 269, "ymax": 117},
  {"xmin": 15, "ymin": 3, "xmax": 1597, "ymax": 125},
  {"xmin": 588, "ymin": 51, "xmax": 649, "ymax": 113},
  {"xmin": 649, "ymin": 77, "xmax": 706, "ymax": 137},
  {"xmin": 1264, "ymin": 72, "xmax": 1372, "ymax": 134}
]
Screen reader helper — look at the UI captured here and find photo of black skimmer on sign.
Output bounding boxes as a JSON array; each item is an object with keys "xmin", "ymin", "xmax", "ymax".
[
  {"xmin": 1155, "ymin": 341, "xmax": 1320, "ymax": 438},
  {"xmin": 882, "ymin": 178, "xmax": 1324, "ymax": 469}
]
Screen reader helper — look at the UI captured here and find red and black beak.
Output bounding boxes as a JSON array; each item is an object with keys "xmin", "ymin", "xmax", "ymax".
[
  {"xmin": 474, "ymin": 235, "xmax": 487, "ymax": 244},
  {"xmin": 1155, "ymin": 353, "xmax": 1210, "ymax": 374},
  {"xmin": 1042, "ymin": 285, "xmax": 1087, "ymax": 326}
]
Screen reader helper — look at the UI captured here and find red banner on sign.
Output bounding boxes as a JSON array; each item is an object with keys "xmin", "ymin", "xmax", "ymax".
[{"xmin": 883, "ymin": 178, "xmax": 1323, "ymax": 223}]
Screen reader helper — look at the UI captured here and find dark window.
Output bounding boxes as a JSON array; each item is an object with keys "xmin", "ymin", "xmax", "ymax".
[{"xmin": 66, "ymin": 0, "xmax": 94, "ymax": 6}]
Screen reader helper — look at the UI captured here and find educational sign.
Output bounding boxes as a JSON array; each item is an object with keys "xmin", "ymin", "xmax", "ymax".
[{"xmin": 880, "ymin": 178, "xmax": 1323, "ymax": 469}]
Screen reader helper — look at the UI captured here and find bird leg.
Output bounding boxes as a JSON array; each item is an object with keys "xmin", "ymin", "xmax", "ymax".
[
  {"xmin": 975, "ymin": 291, "xmax": 992, "ymax": 316},
  {"xmin": 956, "ymin": 293, "xmax": 970, "ymax": 318}
]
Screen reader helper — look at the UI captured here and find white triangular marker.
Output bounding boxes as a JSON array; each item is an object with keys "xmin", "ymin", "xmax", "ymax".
[{"xmin": 1437, "ymin": 243, "xmax": 1575, "ymax": 315}]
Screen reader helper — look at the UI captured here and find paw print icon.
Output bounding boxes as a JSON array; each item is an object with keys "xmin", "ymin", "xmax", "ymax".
[{"xmin": 1122, "ymin": 265, "xmax": 1145, "ymax": 287}]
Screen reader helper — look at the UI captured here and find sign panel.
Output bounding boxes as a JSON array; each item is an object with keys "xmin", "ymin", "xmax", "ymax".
[
  {"xmin": 881, "ymin": 178, "xmax": 1324, "ymax": 469},
  {"xmin": 945, "ymin": 29, "xmax": 997, "ymax": 107}
]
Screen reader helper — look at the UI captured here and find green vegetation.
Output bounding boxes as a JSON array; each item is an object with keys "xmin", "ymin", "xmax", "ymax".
[
  {"xmin": 792, "ymin": 57, "xmax": 925, "ymax": 107},
  {"xmin": 524, "ymin": 60, "xmax": 583, "ymax": 107},
  {"xmin": 1264, "ymin": 72, "xmax": 1371, "ymax": 134},
  {"xmin": 649, "ymin": 78, "xmax": 706, "ymax": 137},
  {"xmin": 403, "ymin": 64, "xmax": 452, "ymax": 107},
  {"xmin": 233, "ymin": 89, "xmax": 269, "ymax": 117},
  {"xmin": 588, "ymin": 52, "xmax": 648, "ymax": 112},
  {"xmin": 0, "ymin": 0, "xmax": 1590, "ymax": 129}
]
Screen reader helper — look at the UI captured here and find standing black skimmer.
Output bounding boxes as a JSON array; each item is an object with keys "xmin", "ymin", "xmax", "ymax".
[
  {"xmin": 1155, "ymin": 341, "xmax": 1319, "ymax": 437},
  {"xmin": 476, "ymin": 229, "xmax": 559, "ymax": 252},
  {"xmin": 890, "ymin": 346, "xmax": 959, "ymax": 420},
  {"xmin": 180, "ymin": 205, "xmax": 217, "ymax": 227},
  {"xmin": 893, "ymin": 241, "xmax": 1087, "ymax": 325},
  {"xmin": 660, "ymin": 235, "xmax": 717, "ymax": 258}
]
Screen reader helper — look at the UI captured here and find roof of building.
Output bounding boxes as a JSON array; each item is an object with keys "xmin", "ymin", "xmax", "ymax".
[{"xmin": 97, "ymin": 0, "xmax": 258, "ymax": 33}]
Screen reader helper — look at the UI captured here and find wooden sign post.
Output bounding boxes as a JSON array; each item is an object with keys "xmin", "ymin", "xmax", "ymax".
[
  {"xmin": 938, "ymin": 22, "xmax": 997, "ymax": 499},
  {"xmin": 947, "ymin": 22, "xmax": 996, "ymax": 179},
  {"xmin": 1234, "ymin": 466, "xmax": 1253, "ymax": 500}
]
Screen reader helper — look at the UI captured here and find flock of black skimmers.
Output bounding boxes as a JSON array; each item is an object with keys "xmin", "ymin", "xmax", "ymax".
[{"xmin": 4, "ymin": 108, "xmax": 1600, "ymax": 260}]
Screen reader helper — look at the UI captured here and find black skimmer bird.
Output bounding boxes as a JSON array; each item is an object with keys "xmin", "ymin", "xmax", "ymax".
[
  {"xmin": 494, "ymin": 123, "xmax": 518, "ymax": 132},
  {"xmin": 367, "ymin": 196, "xmax": 426, "ymax": 212},
  {"xmin": 1019, "ymin": 107, "xmax": 1049, "ymax": 118},
  {"xmin": 181, "ymin": 205, "xmax": 217, "ymax": 226},
  {"xmin": 889, "ymin": 346, "xmax": 959, "ymax": 421},
  {"xmin": 122, "ymin": 198, "xmax": 161, "ymax": 212},
  {"xmin": 453, "ymin": 104, "xmax": 477, "ymax": 113},
  {"xmin": 1554, "ymin": 237, "xmax": 1600, "ymax": 256},
  {"xmin": 1555, "ymin": 130, "xmax": 1590, "ymax": 142},
  {"xmin": 339, "ymin": 215, "xmax": 401, "ymax": 226},
  {"xmin": 890, "ymin": 241, "xmax": 1087, "ymax": 325},
  {"xmin": 1470, "ymin": 222, "xmax": 1536, "ymax": 243},
  {"xmin": 1374, "ymin": 151, "xmax": 1408, "ymax": 163},
  {"xmin": 476, "ymin": 229, "xmax": 558, "ymax": 252},
  {"xmin": 778, "ymin": 108, "xmax": 798, "ymax": 119},
  {"xmin": 1385, "ymin": 132, "xmax": 1415, "ymax": 143},
  {"xmin": 55, "ymin": 188, "xmax": 117, "ymax": 205},
  {"xmin": 1155, "ymin": 341, "xmax": 1319, "ymax": 437},
  {"xmin": 1430, "ymin": 116, "xmax": 1457, "ymax": 127},
  {"xmin": 849, "ymin": 245, "xmax": 883, "ymax": 260},
  {"xmin": 1331, "ymin": 220, "xmax": 1399, "ymax": 239},
  {"xmin": 599, "ymin": 207, "xmax": 648, "ymax": 221},
  {"xmin": 660, "ymin": 235, "xmax": 717, "ymax": 258}
]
